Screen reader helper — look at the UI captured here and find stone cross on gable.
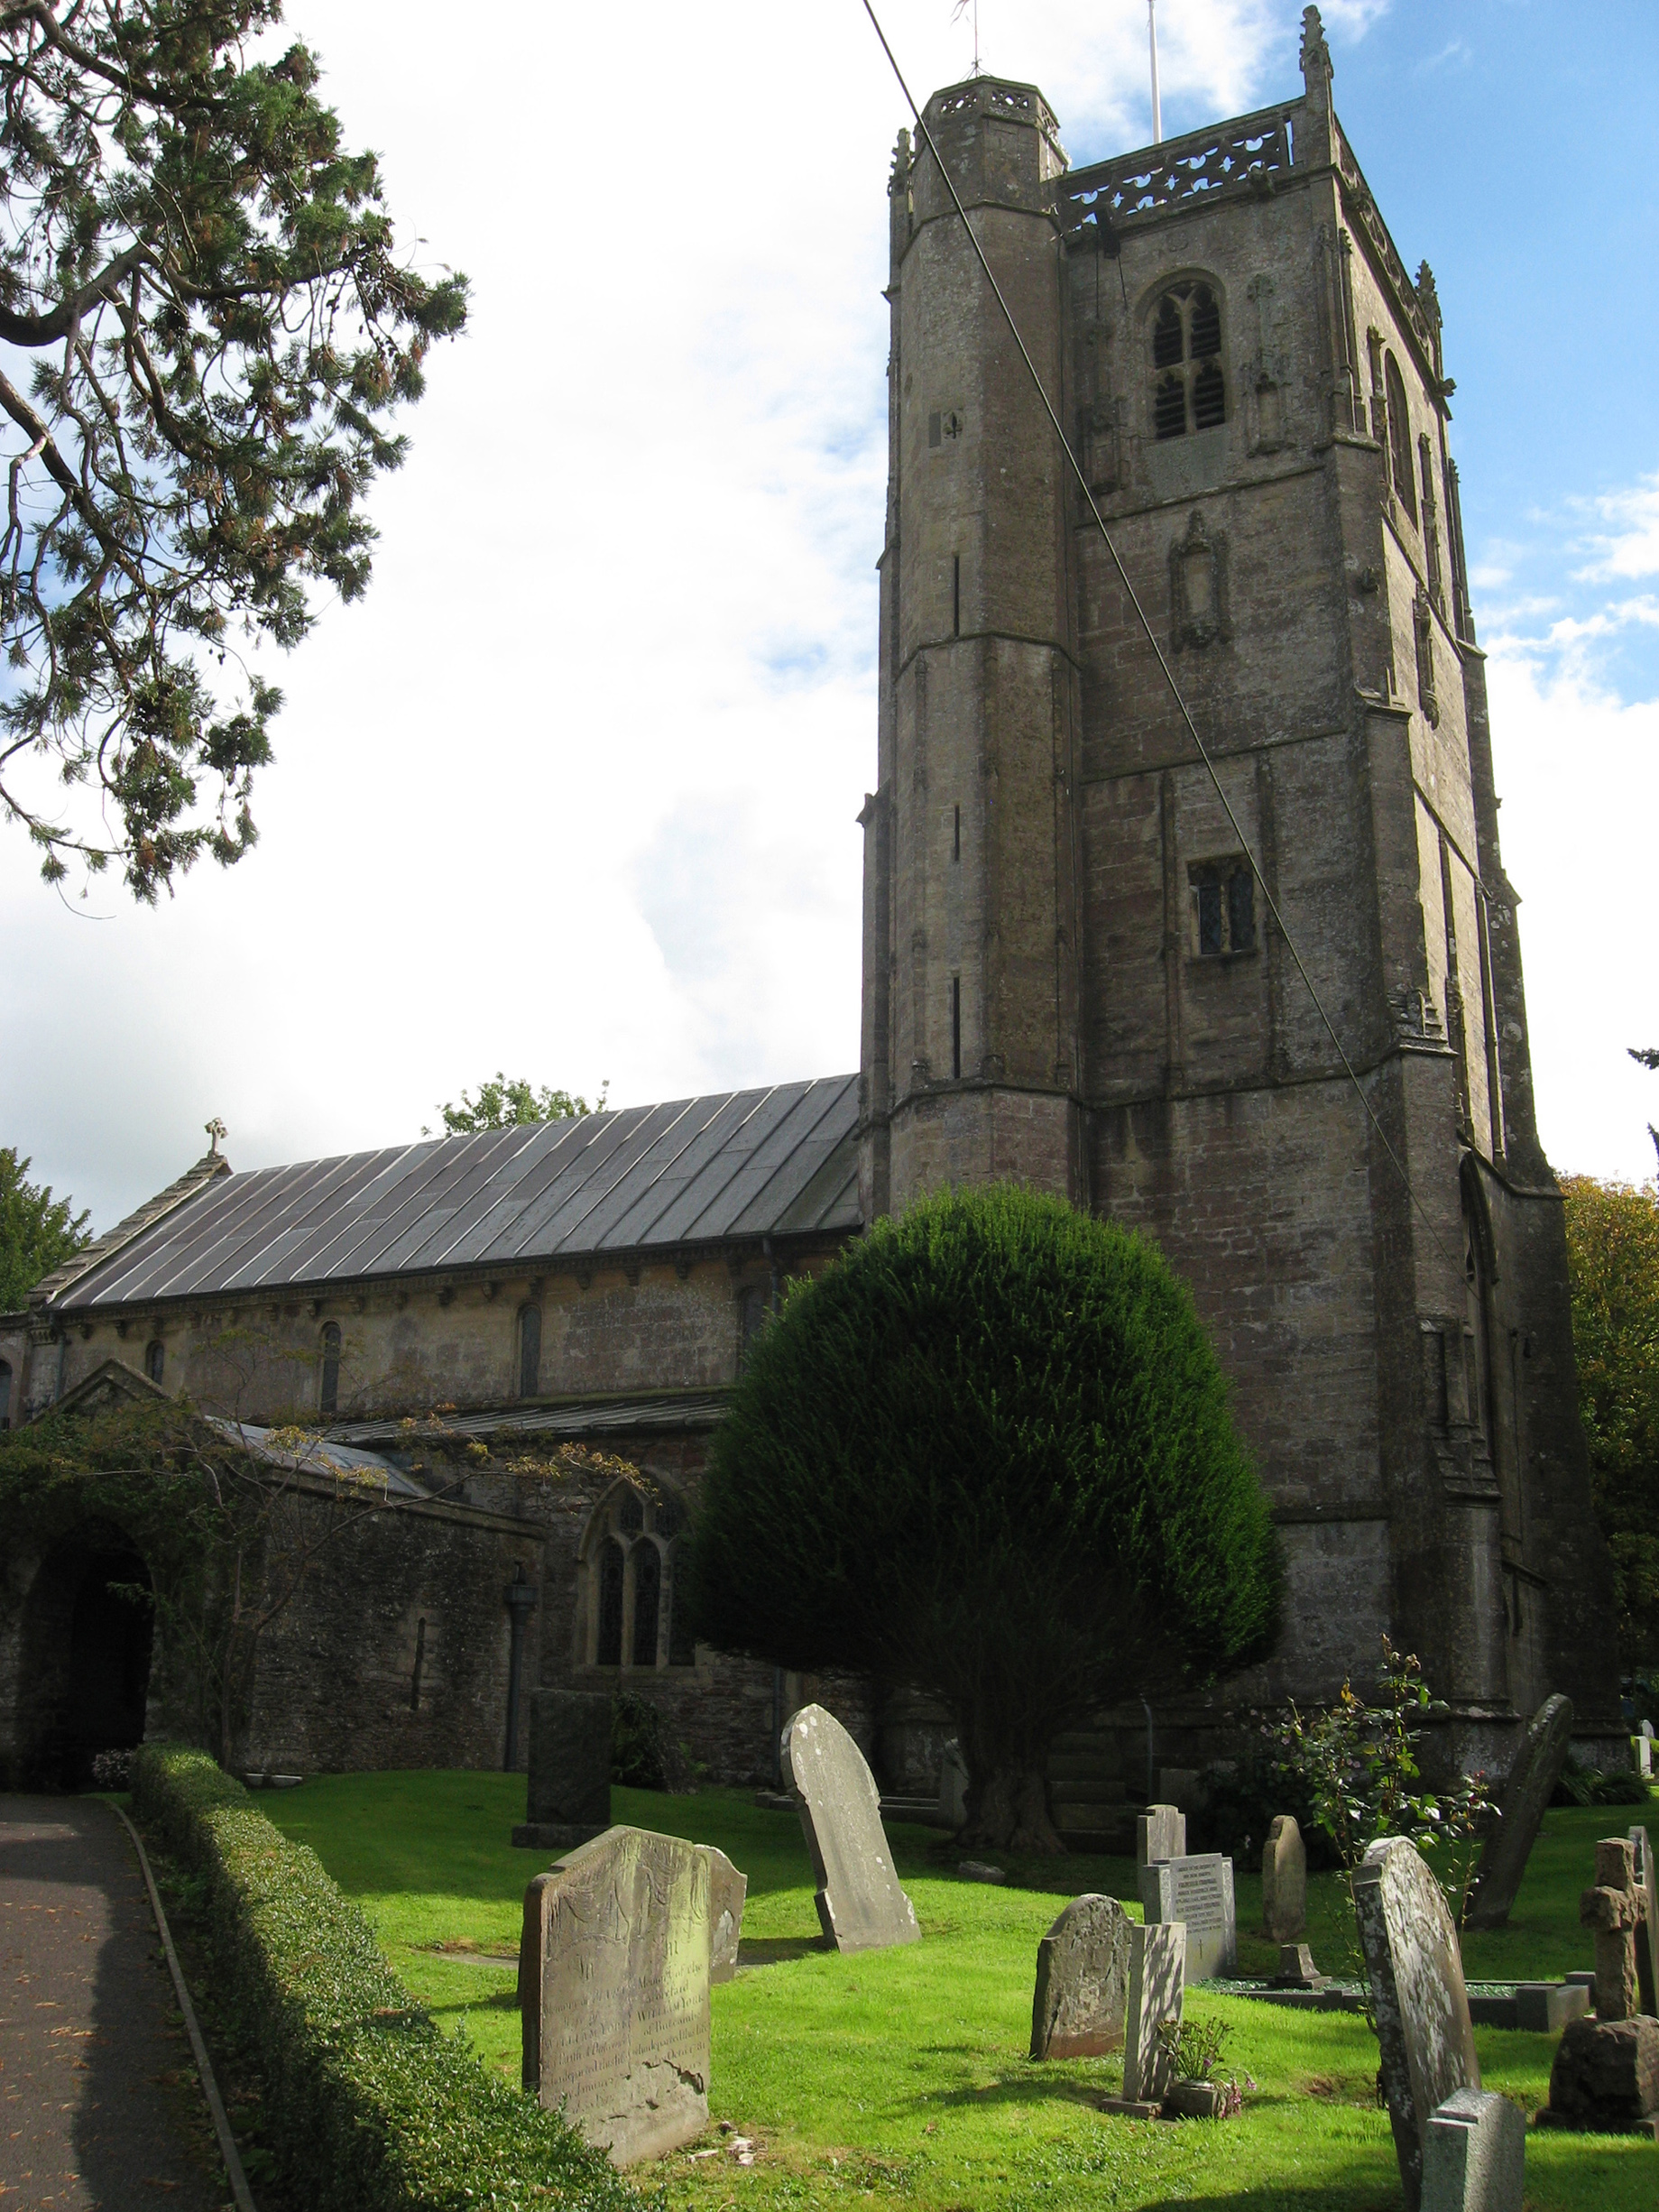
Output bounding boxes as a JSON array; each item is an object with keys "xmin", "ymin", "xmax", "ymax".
[{"xmin": 1581, "ymin": 1836, "xmax": 1644, "ymax": 2023}]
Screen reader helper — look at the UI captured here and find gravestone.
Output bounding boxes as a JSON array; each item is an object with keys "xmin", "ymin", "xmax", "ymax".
[
  {"xmin": 1029, "ymin": 1894, "xmax": 1133, "ymax": 2059},
  {"xmin": 1262, "ymin": 1814, "xmax": 1307, "ymax": 1942},
  {"xmin": 938, "ymin": 1741, "xmax": 970, "ymax": 1829},
  {"xmin": 1138, "ymin": 1853, "xmax": 1237, "ymax": 1982},
  {"xmin": 1419, "ymin": 2087, "xmax": 1525, "ymax": 2212},
  {"xmin": 1135, "ymin": 1802, "xmax": 1186, "ymax": 1870},
  {"xmin": 1271, "ymin": 1942, "xmax": 1328, "ymax": 1990},
  {"xmin": 521, "ymin": 1825, "xmax": 709, "ymax": 2163},
  {"xmin": 1352, "ymin": 1835, "xmax": 1480, "ymax": 2212},
  {"xmin": 703, "ymin": 1845, "xmax": 747, "ymax": 1985},
  {"xmin": 1629, "ymin": 1827, "xmax": 1657, "ymax": 2018},
  {"xmin": 1119, "ymin": 1921, "xmax": 1185, "ymax": 2106},
  {"xmin": 782, "ymin": 1703, "xmax": 920, "ymax": 1954},
  {"xmin": 512, "ymin": 1688, "xmax": 612, "ymax": 1849},
  {"xmin": 1582, "ymin": 1836, "xmax": 1643, "ymax": 2021},
  {"xmin": 1465, "ymin": 1693, "xmax": 1574, "ymax": 1930}
]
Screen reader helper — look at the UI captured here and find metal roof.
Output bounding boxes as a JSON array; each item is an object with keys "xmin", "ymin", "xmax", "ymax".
[
  {"xmin": 330, "ymin": 1391, "xmax": 733, "ymax": 1449},
  {"xmin": 55, "ymin": 1077, "xmax": 861, "ymax": 1312}
]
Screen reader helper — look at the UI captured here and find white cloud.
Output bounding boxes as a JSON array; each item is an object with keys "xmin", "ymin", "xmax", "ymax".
[{"xmin": 1576, "ymin": 469, "xmax": 1659, "ymax": 582}]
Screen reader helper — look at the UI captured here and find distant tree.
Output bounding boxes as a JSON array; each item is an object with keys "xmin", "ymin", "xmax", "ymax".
[
  {"xmin": 424, "ymin": 1074, "xmax": 609, "ymax": 1137},
  {"xmin": 685, "ymin": 1184, "xmax": 1282, "ymax": 1854},
  {"xmin": 0, "ymin": 1147, "xmax": 88, "ymax": 1308},
  {"xmin": 1562, "ymin": 1172, "xmax": 1659, "ymax": 1671},
  {"xmin": 1630, "ymin": 1046, "xmax": 1659, "ymax": 1170},
  {"xmin": 0, "ymin": 3, "xmax": 468, "ymax": 899}
]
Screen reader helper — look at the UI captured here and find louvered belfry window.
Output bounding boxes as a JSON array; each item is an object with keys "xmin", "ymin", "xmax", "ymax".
[{"xmin": 1152, "ymin": 282, "xmax": 1226, "ymax": 441}]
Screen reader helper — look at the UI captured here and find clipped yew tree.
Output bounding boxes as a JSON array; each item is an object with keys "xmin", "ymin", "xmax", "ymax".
[{"xmin": 686, "ymin": 1184, "xmax": 1281, "ymax": 1854}]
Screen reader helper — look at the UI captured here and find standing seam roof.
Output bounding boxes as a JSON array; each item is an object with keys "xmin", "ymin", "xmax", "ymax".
[{"xmin": 57, "ymin": 1077, "xmax": 862, "ymax": 1310}]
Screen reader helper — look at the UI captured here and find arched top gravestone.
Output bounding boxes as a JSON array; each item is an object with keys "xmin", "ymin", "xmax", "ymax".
[
  {"xmin": 1030, "ymin": 1894, "xmax": 1133, "ymax": 2059},
  {"xmin": 1353, "ymin": 1836, "xmax": 1479, "ymax": 2212},
  {"xmin": 782, "ymin": 1703, "xmax": 920, "ymax": 1953},
  {"xmin": 1465, "ymin": 1693, "xmax": 1574, "ymax": 1931}
]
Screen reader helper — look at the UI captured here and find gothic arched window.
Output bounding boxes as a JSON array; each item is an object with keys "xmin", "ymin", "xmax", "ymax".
[
  {"xmin": 1385, "ymin": 353, "xmax": 1417, "ymax": 521},
  {"xmin": 144, "ymin": 1340, "xmax": 165, "ymax": 1386},
  {"xmin": 584, "ymin": 1481, "xmax": 692, "ymax": 1671},
  {"xmin": 318, "ymin": 1323, "xmax": 341, "ymax": 1415},
  {"xmin": 1151, "ymin": 281, "xmax": 1226, "ymax": 442},
  {"xmin": 517, "ymin": 1304, "xmax": 541, "ymax": 1398}
]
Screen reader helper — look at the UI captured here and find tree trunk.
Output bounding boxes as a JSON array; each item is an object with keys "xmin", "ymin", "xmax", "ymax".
[{"xmin": 958, "ymin": 1762, "xmax": 1066, "ymax": 1855}]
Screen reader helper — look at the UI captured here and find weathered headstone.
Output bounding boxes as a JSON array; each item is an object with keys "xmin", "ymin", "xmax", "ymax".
[
  {"xmin": 782, "ymin": 1703, "xmax": 919, "ymax": 1953},
  {"xmin": 512, "ymin": 1688, "xmax": 612, "ymax": 1849},
  {"xmin": 521, "ymin": 1825, "xmax": 709, "ymax": 2163},
  {"xmin": 703, "ymin": 1845, "xmax": 746, "ymax": 1986},
  {"xmin": 1138, "ymin": 1853, "xmax": 1237, "ymax": 1983},
  {"xmin": 1119, "ymin": 1921, "xmax": 1185, "ymax": 2106},
  {"xmin": 938, "ymin": 1740, "xmax": 970, "ymax": 1829},
  {"xmin": 1465, "ymin": 1693, "xmax": 1574, "ymax": 1930},
  {"xmin": 1029, "ymin": 1894, "xmax": 1133, "ymax": 2060},
  {"xmin": 1262, "ymin": 1814, "xmax": 1307, "ymax": 1941},
  {"xmin": 1271, "ymin": 1942, "xmax": 1328, "ymax": 1990},
  {"xmin": 1419, "ymin": 2087, "xmax": 1525, "ymax": 2212},
  {"xmin": 1541, "ymin": 2015, "xmax": 1659, "ymax": 2137},
  {"xmin": 1629, "ymin": 1827, "xmax": 1657, "ymax": 2019},
  {"xmin": 1135, "ymin": 1802, "xmax": 1186, "ymax": 1870},
  {"xmin": 1352, "ymin": 1835, "xmax": 1480, "ymax": 2212},
  {"xmin": 1581, "ymin": 1836, "xmax": 1643, "ymax": 2021}
]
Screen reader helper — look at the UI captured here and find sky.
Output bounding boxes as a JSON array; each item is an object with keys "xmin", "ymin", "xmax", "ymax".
[{"xmin": 2, "ymin": 0, "xmax": 1656, "ymax": 1231}]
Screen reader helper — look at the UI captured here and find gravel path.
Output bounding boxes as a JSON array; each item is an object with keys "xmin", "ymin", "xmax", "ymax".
[{"xmin": 0, "ymin": 1794, "xmax": 227, "ymax": 2209}]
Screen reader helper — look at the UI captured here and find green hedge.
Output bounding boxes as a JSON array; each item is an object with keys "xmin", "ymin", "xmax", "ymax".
[{"xmin": 131, "ymin": 1746, "xmax": 646, "ymax": 2212}]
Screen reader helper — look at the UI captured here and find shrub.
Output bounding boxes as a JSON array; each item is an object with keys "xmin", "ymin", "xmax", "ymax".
[
  {"xmin": 687, "ymin": 1184, "xmax": 1280, "ymax": 1852},
  {"xmin": 131, "ymin": 1745, "xmax": 641, "ymax": 2212},
  {"xmin": 1553, "ymin": 1763, "xmax": 1651, "ymax": 1807}
]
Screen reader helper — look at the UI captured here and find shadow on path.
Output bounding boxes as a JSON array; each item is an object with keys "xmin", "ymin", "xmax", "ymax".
[{"xmin": 0, "ymin": 1793, "xmax": 225, "ymax": 2211}]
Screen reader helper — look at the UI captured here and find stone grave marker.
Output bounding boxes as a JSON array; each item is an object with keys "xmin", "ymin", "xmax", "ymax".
[
  {"xmin": 1115, "ymin": 1921, "xmax": 1185, "ymax": 2109},
  {"xmin": 1630, "ymin": 1826, "xmax": 1657, "ymax": 2018},
  {"xmin": 1465, "ymin": 1693, "xmax": 1574, "ymax": 1930},
  {"xmin": 1419, "ymin": 2087, "xmax": 1525, "ymax": 2212},
  {"xmin": 521, "ymin": 1825, "xmax": 710, "ymax": 2163},
  {"xmin": 938, "ymin": 1741, "xmax": 970, "ymax": 1830},
  {"xmin": 782, "ymin": 1703, "xmax": 920, "ymax": 1953},
  {"xmin": 703, "ymin": 1845, "xmax": 747, "ymax": 1986},
  {"xmin": 1138, "ymin": 1853, "xmax": 1236, "ymax": 1983},
  {"xmin": 1541, "ymin": 1842, "xmax": 1659, "ymax": 2137},
  {"xmin": 512, "ymin": 1688, "xmax": 612, "ymax": 1850},
  {"xmin": 1135, "ymin": 1803, "xmax": 1186, "ymax": 1871},
  {"xmin": 1582, "ymin": 1835, "xmax": 1644, "ymax": 2021},
  {"xmin": 1262, "ymin": 1814, "xmax": 1307, "ymax": 1942},
  {"xmin": 1353, "ymin": 1835, "xmax": 1480, "ymax": 2212},
  {"xmin": 1029, "ymin": 1894, "xmax": 1133, "ymax": 2059}
]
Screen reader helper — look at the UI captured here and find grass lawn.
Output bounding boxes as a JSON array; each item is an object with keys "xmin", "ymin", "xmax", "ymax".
[{"xmin": 261, "ymin": 1774, "xmax": 1659, "ymax": 2210}]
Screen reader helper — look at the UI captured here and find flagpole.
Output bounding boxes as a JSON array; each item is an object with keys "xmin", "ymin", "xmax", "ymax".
[{"xmin": 1148, "ymin": 0, "xmax": 1162, "ymax": 143}]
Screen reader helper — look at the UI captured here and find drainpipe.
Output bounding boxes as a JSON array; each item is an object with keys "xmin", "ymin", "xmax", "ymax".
[{"xmin": 503, "ymin": 1568, "xmax": 539, "ymax": 1771}]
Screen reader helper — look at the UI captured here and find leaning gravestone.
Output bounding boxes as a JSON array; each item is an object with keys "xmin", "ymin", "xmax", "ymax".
[
  {"xmin": 512, "ymin": 1688, "xmax": 612, "ymax": 1849},
  {"xmin": 1029, "ymin": 1894, "xmax": 1133, "ymax": 2059},
  {"xmin": 1136, "ymin": 1802, "xmax": 1186, "ymax": 1870},
  {"xmin": 703, "ymin": 1845, "xmax": 747, "ymax": 1986},
  {"xmin": 1465, "ymin": 1693, "xmax": 1574, "ymax": 1930},
  {"xmin": 782, "ymin": 1703, "xmax": 920, "ymax": 1953},
  {"xmin": 1630, "ymin": 1827, "xmax": 1657, "ymax": 2019},
  {"xmin": 1419, "ymin": 2087, "xmax": 1525, "ymax": 2212},
  {"xmin": 1262, "ymin": 1814, "xmax": 1307, "ymax": 1942},
  {"xmin": 1139, "ymin": 1853, "xmax": 1237, "ymax": 1983},
  {"xmin": 1353, "ymin": 1835, "xmax": 1480, "ymax": 2212},
  {"xmin": 938, "ymin": 1741, "xmax": 970, "ymax": 1830},
  {"xmin": 1116, "ymin": 1921, "xmax": 1185, "ymax": 2107},
  {"xmin": 521, "ymin": 1826, "xmax": 709, "ymax": 2163}
]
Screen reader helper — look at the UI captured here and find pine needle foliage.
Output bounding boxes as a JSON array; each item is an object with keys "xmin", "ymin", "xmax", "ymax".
[{"xmin": 687, "ymin": 1184, "xmax": 1280, "ymax": 1830}]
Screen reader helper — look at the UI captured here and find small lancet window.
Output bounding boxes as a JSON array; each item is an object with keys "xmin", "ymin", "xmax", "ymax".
[
  {"xmin": 145, "ymin": 1340, "xmax": 165, "ymax": 1386},
  {"xmin": 1190, "ymin": 859, "xmax": 1257, "ymax": 956},
  {"xmin": 632, "ymin": 1543, "xmax": 661, "ymax": 1668},
  {"xmin": 318, "ymin": 1322, "xmax": 341, "ymax": 1415},
  {"xmin": 1384, "ymin": 354, "xmax": 1417, "ymax": 520},
  {"xmin": 517, "ymin": 1304, "xmax": 541, "ymax": 1398},
  {"xmin": 1150, "ymin": 281, "xmax": 1226, "ymax": 441},
  {"xmin": 596, "ymin": 1538, "xmax": 625, "ymax": 1666},
  {"xmin": 587, "ymin": 1480, "xmax": 691, "ymax": 1671}
]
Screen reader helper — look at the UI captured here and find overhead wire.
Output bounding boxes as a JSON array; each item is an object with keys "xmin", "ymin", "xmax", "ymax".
[{"xmin": 858, "ymin": 0, "xmax": 1459, "ymax": 1273}]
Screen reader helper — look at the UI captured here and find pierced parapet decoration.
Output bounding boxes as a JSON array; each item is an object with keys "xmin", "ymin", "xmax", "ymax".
[
  {"xmin": 1170, "ymin": 510, "xmax": 1226, "ymax": 650},
  {"xmin": 1334, "ymin": 123, "xmax": 1439, "ymax": 380},
  {"xmin": 1056, "ymin": 104, "xmax": 1295, "ymax": 251},
  {"xmin": 926, "ymin": 77, "xmax": 1066, "ymax": 171}
]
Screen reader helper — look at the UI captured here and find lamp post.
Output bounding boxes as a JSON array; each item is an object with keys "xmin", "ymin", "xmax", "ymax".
[{"xmin": 503, "ymin": 1567, "xmax": 539, "ymax": 1772}]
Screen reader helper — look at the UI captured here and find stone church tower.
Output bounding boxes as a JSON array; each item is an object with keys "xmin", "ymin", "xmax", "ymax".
[{"xmin": 859, "ymin": 10, "xmax": 1620, "ymax": 1779}]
